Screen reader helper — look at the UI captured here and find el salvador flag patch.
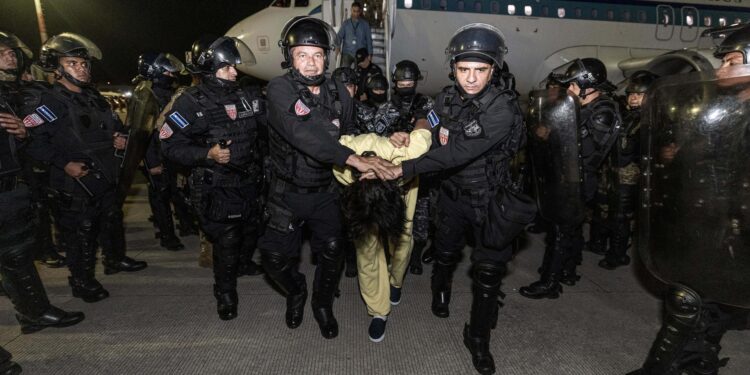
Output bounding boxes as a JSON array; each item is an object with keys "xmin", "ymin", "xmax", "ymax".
[
  {"xmin": 169, "ymin": 111, "xmax": 190, "ymax": 128},
  {"xmin": 35, "ymin": 105, "xmax": 57, "ymax": 122},
  {"xmin": 427, "ymin": 110, "xmax": 440, "ymax": 128}
]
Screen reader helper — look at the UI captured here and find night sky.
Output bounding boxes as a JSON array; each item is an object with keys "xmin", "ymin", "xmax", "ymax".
[{"xmin": 1, "ymin": 0, "xmax": 268, "ymax": 85}]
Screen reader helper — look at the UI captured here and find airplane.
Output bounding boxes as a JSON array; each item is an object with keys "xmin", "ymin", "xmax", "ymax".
[{"xmin": 226, "ymin": 1, "xmax": 750, "ymax": 96}]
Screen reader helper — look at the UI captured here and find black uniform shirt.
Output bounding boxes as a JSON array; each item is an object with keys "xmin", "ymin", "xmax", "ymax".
[
  {"xmin": 266, "ymin": 74, "xmax": 354, "ymax": 167},
  {"xmin": 401, "ymin": 86, "xmax": 515, "ymax": 179},
  {"xmin": 21, "ymin": 83, "xmax": 124, "ymax": 170}
]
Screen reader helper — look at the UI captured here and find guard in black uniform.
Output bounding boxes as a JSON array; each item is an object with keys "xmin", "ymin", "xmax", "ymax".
[
  {"xmin": 1, "ymin": 31, "xmax": 66, "ymax": 269},
  {"xmin": 133, "ymin": 52, "xmax": 188, "ymax": 251},
  {"xmin": 161, "ymin": 36, "xmax": 264, "ymax": 320},
  {"xmin": 598, "ymin": 70, "xmax": 656, "ymax": 270},
  {"xmin": 628, "ymin": 24, "xmax": 750, "ymax": 375},
  {"xmin": 258, "ymin": 16, "xmax": 394, "ymax": 339},
  {"xmin": 354, "ymin": 47, "xmax": 382, "ymax": 101},
  {"xmin": 520, "ymin": 58, "xmax": 621, "ymax": 299},
  {"xmin": 0, "ymin": 33, "xmax": 84, "ymax": 340},
  {"xmin": 21, "ymin": 33, "xmax": 147, "ymax": 303},
  {"xmin": 385, "ymin": 24, "xmax": 530, "ymax": 374}
]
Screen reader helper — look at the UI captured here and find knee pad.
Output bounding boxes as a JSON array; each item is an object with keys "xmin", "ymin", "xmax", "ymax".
[
  {"xmin": 217, "ymin": 225, "xmax": 243, "ymax": 249},
  {"xmin": 472, "ymin": 261, "xmax": 506, "ymax": 290},
  {"xmin": 434, "ymin": 249, "xmax": 461, "ymax": 266},
  {"xmin": 261, "ymin": 251, "xmax": 291, "ymax": 273},
  {"xmin": 665, "ymin": 284, "xmax": 703, "ymax": 324},
  {"xmin": 319, "ymin": 238, "xmax": 342, "ymax": 262}
]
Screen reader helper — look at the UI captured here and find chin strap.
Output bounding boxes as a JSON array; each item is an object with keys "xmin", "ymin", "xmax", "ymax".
[
  {"xmin": 57, "ymin": 66, "xmax": 92, "ymax": 88},
  {"xmin": 290, "ymin": 68, "xmax": 326, "ymax": 87}
]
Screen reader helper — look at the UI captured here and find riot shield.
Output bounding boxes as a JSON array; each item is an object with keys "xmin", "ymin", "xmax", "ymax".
[
  {"xmin": 639, "ymin": 65, "xmax": 750, "ymax": 308},
  {"xmin": 116, "ymin": 80, "xmax": 160, "ymax": 205},
  {"xmin": 527, "ymin": 87, "xmax": 584, "ymax": 225}
]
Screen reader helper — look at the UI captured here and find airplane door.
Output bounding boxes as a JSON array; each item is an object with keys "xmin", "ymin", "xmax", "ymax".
[
  {"xmin": 680, "ymin": 6, "xmax": 699, "ymax": 42},
  {"xmin": 655, "ymin": 5, "xmax": 675, "ymax": 41}
]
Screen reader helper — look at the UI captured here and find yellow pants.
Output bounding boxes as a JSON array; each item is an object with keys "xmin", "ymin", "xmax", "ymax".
[{"xmin": 355, "ymin": 178, "xmax": 419, "ymax": 317}]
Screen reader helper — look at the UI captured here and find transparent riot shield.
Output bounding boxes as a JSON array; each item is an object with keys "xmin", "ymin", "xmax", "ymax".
[
  {"xmin": 116, "ymin": 80, "xmax": 160, "ymax": 205},
  {"xmin": 640, "ymin": 65, "xmax": 750, "ymax": 308},
  {"xmin": 527, "ymin": 87, "xmax": 584, "ymax": 225}
]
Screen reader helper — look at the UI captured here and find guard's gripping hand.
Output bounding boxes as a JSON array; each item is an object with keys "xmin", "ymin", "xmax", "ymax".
[
  {"xmin": 113, "ymin": 132, "xmax": 127, "ymax": 150},
  {"xmin": 64, "ymin": 161, "xmax": 89, "ymax": 178},
  {"xmin": 207, "ymin": 140, "xmax": 232, "ymax": 164},
  {"xmin": 346, "ymin": 154, "xmax": 397, "ymax": 180},
  {"xmin": 0, "ymin": 113, "xmax": 27, "ymax": 139},
  {"xmin": 389, "ymin": 132, "xmax": 410, "ymax": 148}
]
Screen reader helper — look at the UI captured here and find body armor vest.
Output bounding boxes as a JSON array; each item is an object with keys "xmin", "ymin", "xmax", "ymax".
[
  {"xmin": 0, "ymin": 93, "xmax": 20, "ymax": 178},
  {"xmin": 42, "ymin": 85, "xmax": 121, "ymax": 196},
  {"xmin": 609, "ymin": 107, "xmax": 641, "ymax": 186},
  {"xmin": 184, "ymin": 84, "xmax": 263, "ymax": 187},
  {"xmin": 439, "ymin": 86, "xmax": 524, "ymax": 190},
  {"xmin": 269, "ymin": 76, "xmax": 342, "ymax": 188},
  {"xmin": 580, "ymin": 96, "xmax": 622, "ymax": 172},
  {"xmin": 391, "ymin": 93, "xmax": 431, "ymax": 133}
]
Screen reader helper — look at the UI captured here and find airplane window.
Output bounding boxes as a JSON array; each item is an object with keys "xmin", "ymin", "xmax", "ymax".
[
  {"xmin": 662, "ymin": 14, "xmax": 670, "ymax": 25},
  {"xmin": 405, "ymin": 0, "xmax": 413, "ymax": 9},
  {"xmin": 639, "ymin": 11, "xmax": 647, "ymax": 23},
  {"xmin": 524, "ymin": 6, "xmax": 532, "ymax": 16},
  {"xmin": 607, "ymin": 10, "xmax": 614, "ymax": 20},
  {"xmin": 475, "ymin": 1, "xmax": 482, "ymax": 12},
  {"xmin": 704, "ymin": 16, "xmax": 712, "ymax": 27},
  {"xmin": 558, "ymin": 8, "xmax": 565, "ymax": 18},
  {"xmin": 440, "ymin": 0, "xmax": 447, "ymax": 10},
  {"xmin": 508, "ymin": 4, "xmax": 516, "ymax": 15},
  {"xmin": 422, "ymin": 0, "xmax": 431, "ymax": 9},
  {"xmin": 272, "ymin": 0, "xmax": 290, "ymax": 7},
  {"xmin": 575, "ymin": 8, "xmax": 582, "ymax": 18},
  {"xmin": 295, "ymin": 0, "xmax": 309, "ymax": 6},
  {"xmin": 591, "ymin": 9, "xmax": 598, "ymax": 19},
  {"xmin": 541, "ymin": 6, "xmax": 549, "ymax": 17},
  {"xmin": 491, "ymin": 1, "xmax": 500, "ymax": 14},
  {"xmin": 719, "ymin": 17, "xmax": 727, "ymax": 26},
  {"xmin": 623, "ymin": 10, "xmax": 631, "ymax": 22},
  {"xmin": 685, "ymin": 15, "xmax": 694, "ymax": 26}
]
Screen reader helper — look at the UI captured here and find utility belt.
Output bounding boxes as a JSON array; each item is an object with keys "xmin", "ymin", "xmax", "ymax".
[
  {"xmin": 270, "ymin": 177, "xmax": 334, "ymax": 195},
  {"xmin": 440, "ymin": 180, "xmax": 495, "ymax": 206},
  {"xmin": 0, "ymin": 174, "xmax": 19, "ymax": 193},
  {"xmin": 45, "ymin": 187, "xmax": 93, "ymax": 212},
  {"xmin": 197, "ymin": 167, "xmax": 258, "ymax": 188}
]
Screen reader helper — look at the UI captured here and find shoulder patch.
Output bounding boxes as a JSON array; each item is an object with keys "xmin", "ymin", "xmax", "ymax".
[
  {"xmin": 439, "ymin": 127, "xmax": 450, "ymax": 145},
  {"xmin": 169, "ymin": 111, "xmax": 190, "ymax": 128},
  {"xmin": 159, "ymin": 123, "xmax": 174, "ymax": 140},
  {"xmin": 427, "ymin": 110, "xmax": 440, "ymax": 128},
  {"xmin": 463, "ymin": 119, "xmax": 484, "ymax": 139},
  {"xmin": 35, "ymin": 105, "xmax": 57, "ymax": 122},
  {"xmin": 23, "ymin": 113, "xmax": 45, "ymax": 128},
  {"xmin": 294, "ymin": 99, "xmax": 311, "ymax": 116}
]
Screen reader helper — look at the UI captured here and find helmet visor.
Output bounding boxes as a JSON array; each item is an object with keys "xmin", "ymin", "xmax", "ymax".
[
  {"xmin": 0, "ymin": 32, "xmax": 33, "ymax": 59},
  {"xmin": 47, "ymin": 33, "xmax": 102, "ymax": 60}
]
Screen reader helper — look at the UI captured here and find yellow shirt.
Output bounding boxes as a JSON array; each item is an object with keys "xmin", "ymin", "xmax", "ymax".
[{"xmin": 334, "ymin": 129, "xmax": 432, "ymax": 185}]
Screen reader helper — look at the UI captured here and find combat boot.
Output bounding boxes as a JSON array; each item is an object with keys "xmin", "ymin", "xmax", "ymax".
[
  {"xmin": 0, "ymin": 346, "xmax": 21, "ymax": 375},
  {"xmin": 463, "ymin": 261, "xmax": 505, "ymax": 375},
  {"xmin": 69, "ymin": 227, "xmax": 109, "ymax": 303},
  {"xmin": 262, "ymin": 252, "xmax": 307, "ymax": 329},
  {"xmin": 212, "ymin": 240, "xmax": 241, "ymax": 320},
  {"xmin": 213, "ymin": 285, "xmax": 238, "ymax": 321},
  {"xmin": 160, "ymin": 234, "xmax": 185, "ymax": 251},
  {"xmin": 431, "ymin": 259, "xmax": 456, "ymax": 318},
  {"xmin": 311, "ymin": 240, "xmax": 343, "ymax": 339},
  {"xmin": 519, "ymin": 271, "xmax": 562, "ymax": 299}
]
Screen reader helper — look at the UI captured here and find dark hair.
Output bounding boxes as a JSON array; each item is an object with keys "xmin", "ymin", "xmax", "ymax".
[
  {"xmin": 341, "ymin": 178, "xmax": 406, "ymax": 248},
  {"xmin": 352, "ymin": 2, "xmax": 362, "ymax": 9}
]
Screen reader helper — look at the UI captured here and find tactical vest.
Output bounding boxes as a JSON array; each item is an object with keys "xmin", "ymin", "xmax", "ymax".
[
  {"xmin": 184, "ymin": 85, "xmax": 263, "ymax": 186},
  {"xmin": 0, "ymin": 94, "xmax": 20, "ymax": 178},
  {"xmin": 269, "ymin": 76, "xmax": 343, "ymax": 188},
  {"xmin": 37, "ymin": 85, "xmax": 121, "ymax": 196},
  {"xmin": 440, "ymin": 86, "xmax": 524, "ymax": 190},
  {"xmin": 580, "ymin": 96, "xmax": 622, "ymax": 171},
  {"xmin": 609, "ymin": 107, "xmax": 641, "ymax": 186},
  {"xmin": 392, "ymin": 93, "xmax": 430, "ymax": 133}
]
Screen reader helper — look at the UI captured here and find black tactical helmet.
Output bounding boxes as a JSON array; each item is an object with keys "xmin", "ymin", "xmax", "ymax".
[
  {"xmin": 195, "ymin": 36, "xmax": 255, "ymax": 74},
  {"xmin": 186, "ymin": 34, "xmax": 218, "ymax": 74},
  {"xmin": 714, "ymin": 23, "xmax": 750, "ymax": 64},
  {"xmin": 392, "ymin": 60, "xmax": 422, "ymax": 82},
  {"xmin": 625, "ymin": 70, "xmax": 659, "ymax": 94},
  {"xmin": 137, "ymin": 52, "xmax": 185, "ymax": 80},
  {"xmin": 446, "ymin": 23, "xmax": 508, "ymax": 68},
  {"xmin": 39, "ymin": 32, "xmax": 102, "ymax": 72},
  {"xmin": 558, "ymin": 58, "xmax": 609, "ymax": 91},
  {"xmin": 355, "ymin": 48, "xmax": 369, "ymax": 64},
  {"xmin": 0, "ymin": 31, "xmax": 33, "ymax": 75},
  {"xmin": 333, "ymin": 66, "xmax": 357, "ymax": 85},
  {"xmin": 366, "ymin": 73, "xmax": 388, "ymax": 92},
  {"xmin": 279, "ymin": 16, "xmax": 339, "ymax": 69}
]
